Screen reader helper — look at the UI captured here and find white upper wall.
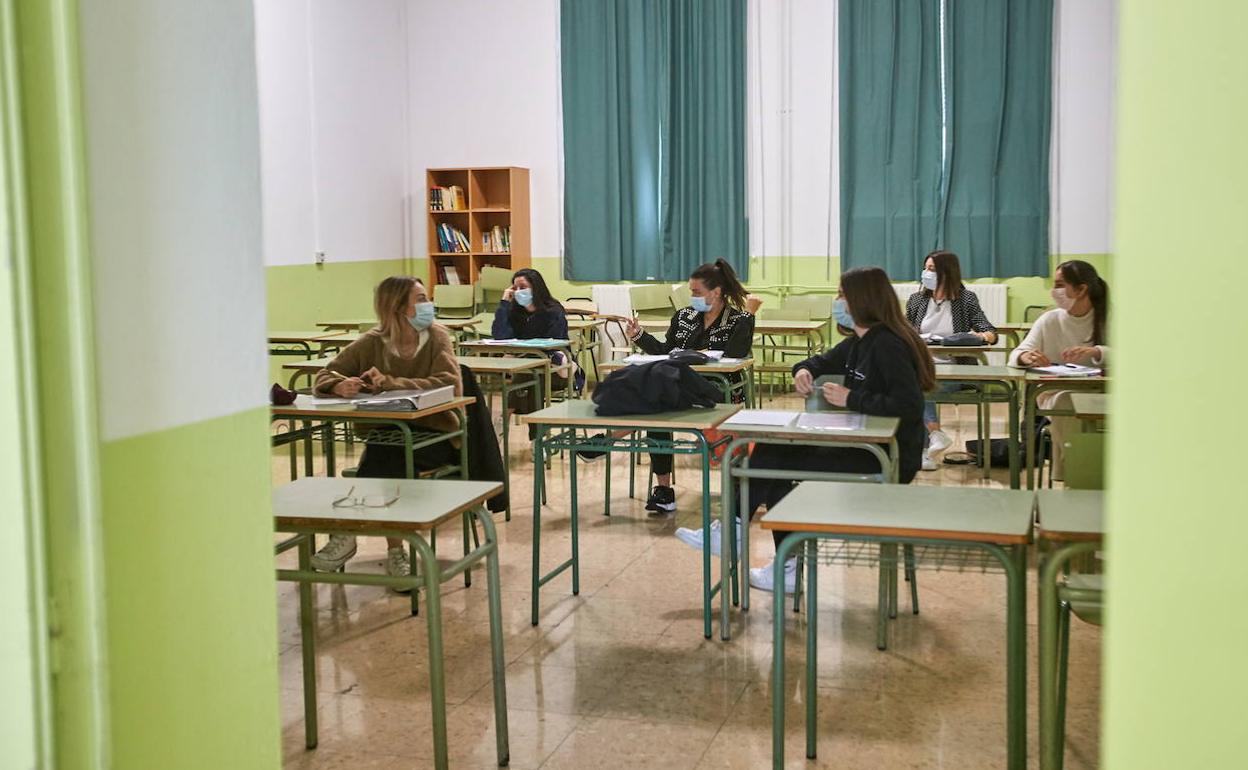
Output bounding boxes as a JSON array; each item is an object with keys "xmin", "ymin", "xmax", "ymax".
[
  {"xmin": 405, "ymin": 0, "xmax": 563, "ymax": 258},
  {"xmin": 80, "ymin": 0, "xmax": 269, "ymax": 441},
  {"xmin": 254, "ymin": 0, "xmax": 409, "ymax": 266},
  {"xmin": 255, "ymin": 0, "xmax": 1115, "ymax": 270}
]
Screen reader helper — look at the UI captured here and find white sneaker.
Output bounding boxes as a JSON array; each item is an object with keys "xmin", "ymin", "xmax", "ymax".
[
  {"xmin": 675, "ymin": 519, "xmax": 742, "ymax": 557},
  {"xmin": 385, "ymin": 547, "xmax": 413, "ymax": 594},
  {"xmin": 921, "ymin": 451, "xmax": 939, "ymax": 471},
  {"xmin": 749, "ymin": 558, "xmax": 797, "ymax": 593},
  {"xmin": 310, "ymin": 534, "xmax": 357, "ymax": 571},
  {"xmin": 927, "ymin": 428, "xmax": 953, "ymax": 454}
]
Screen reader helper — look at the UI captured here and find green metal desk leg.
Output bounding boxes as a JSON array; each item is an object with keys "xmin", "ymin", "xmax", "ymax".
[
  {"xmin": 739, "ymin": 452, "xmax": 753, "ymax": 612},
  {"xmin": 500, "ymin": 375, "xmax": 511, "ymax": 521},
  {"xmin": 904, "ymin": 544, "xmax": 919, "ymax": 614},
  {"xmin": 771, "ymin": 534, "xmax": 803, "ymax": 769},
  {"xmin": 568, "ymin": 434, "xmax": 581, "ymax": 596},
  {"xmin": 604, "ymin": 450, "xmax": 611, "ymax": 516},
  {"xmin": 1025, "ymin": 383, "xmax": 1038, "ymax": 490},
  {"xmin": 699, "ymin": 433, "xmax": 713, "ymax": 639},
  {"xmin": 530, "ymin": 429, "xmax": 545, "ymax": 625},
  {"xmin": 473, "ymin": 507, "xmax": 511, "ymax": 768},
  {"xmin": 805, "ymin": 539, "xmax": 818, "ymax": 760},
  {"xmin": 410, "ymin": 535, "xmax": 449, "ymax": 770},
  {"xmin": 719, "ymin": 438, "xmax": 741, "ymax": 640},
  {"xmin": 298, "ymin": 536, "xmax": 318, "ymax": 749},
  {"xmin": 1040, "ymin": 541, "xmax": 1098, "ymax": 770},
  {"xmin": 1005, "ymin": 543, "xmax": 1028, "ymax": 770},
  {"xmin": 1008, "ymin": 386, "xmax": 1021, "ymax": 489},
  {"xmin": 876, "ymin": 547, "xmax": 889, "ymax": 651}
]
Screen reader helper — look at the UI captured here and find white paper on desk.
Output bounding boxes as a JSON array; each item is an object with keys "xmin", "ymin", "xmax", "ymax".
[
  {"xmin": 294, "ymin": 394, "xmax": 353, "ymax": 407},
  {"xmin": 1033, "ymin": 364, "xmax": 1102, "ymax": 377},
  {"xmin": 722, "ymin": 410, "xmax": 798, "ymax": 427},
  {"xmin": 621, "ymin": 354, "xmax": 669, "ymax": 364},
  {"xmin": 477, "ymin": 338, "xmax": 519, "ymax": 345},
  {"xmin": 796, "ymin": 412, "xmax": 866, "ymax": 431},
  {"xmin": 702, "ymin": 350, "xmax": 724, "ymax": 361},
  {"xmin": 719, "ymin": 357, "xmax": 743, "ymax": 364}
]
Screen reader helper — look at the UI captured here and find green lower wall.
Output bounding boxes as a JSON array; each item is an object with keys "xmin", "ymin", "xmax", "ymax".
[
  {"xmin": 1104, "ymin": 3, "xmax": 1248, "ymax": 768},
  {"xmin": 100, "ymin": 407, "xmax": 280, "ymax": 770}
]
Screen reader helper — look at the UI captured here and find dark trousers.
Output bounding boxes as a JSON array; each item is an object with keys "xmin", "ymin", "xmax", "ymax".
[
  {"xmin": 356, "ymin": 437, "xmax": 459, "ymax": 479},
  {"xmin": 746, "ymin": 444, "xmax": 885, "ymax": 550},
  {"xmin": 511, "ymin": 372, "xmax": 568, "ymax": 415},
  {"xmin": 648, "ymin": 431, "xmax": 674, "ymax": 476}
]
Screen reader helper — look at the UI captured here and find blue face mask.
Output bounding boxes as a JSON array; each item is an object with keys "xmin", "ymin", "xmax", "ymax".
[
  {"xmin": 514, "ymin": 288, "xmax": 533, "ymax": 307},
  {"xmin": 690, "ymin": 295, "xmax": 712, "ymax": 313},
  {"xmin": 833, "ymin": 298, "xmax": 856, "ymax": 329},
  {"xmin": 408, "ymin": 301, "xmax": 436, "ymax": 331},
  {"xmin": 920, "ymin": 270, "xmax": 938, "ymax": 291}
]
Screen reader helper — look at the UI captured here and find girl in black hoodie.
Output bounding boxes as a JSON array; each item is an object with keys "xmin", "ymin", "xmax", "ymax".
[{"xmin": 674, "ymin": 267, "xmax": 935, "ymax": 592}]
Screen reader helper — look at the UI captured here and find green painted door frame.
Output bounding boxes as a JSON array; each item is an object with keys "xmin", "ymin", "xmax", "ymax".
[{"xmin": 6, "ymin": 0, "xmax": 112, "ymax": 767}]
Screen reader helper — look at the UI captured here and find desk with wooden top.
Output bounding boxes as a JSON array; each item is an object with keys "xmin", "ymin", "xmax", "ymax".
[
  {"xmin": 268, "ymin": 330, "xmax": 341, "ymax": 358},
  {"xmin": 271, "ymin": 396, "xmax": 474, "ymax": 483},
  {"xmin": 598, "ymin": 357, "xmax": 756, "ymax": 407},
  {"xmin": 1034, "ymin": 489, "xmax": 1104, "ymax": 770},
  {"xmin": 1022, "ymin": 372, "xmax": 1109, "ymax": 489},
  {"xmin": 760, "ymin": 482, "xmax": 1033, "ymax": 770},
  {"xmin": 932, "ymin": 364, "xmax": 1027, "ymax": 487},
  {"xmin": 717, "ymin": 410, "xmax": 900, "ymax": 639},
  {"xmin": 274, "ymin": 477, "xmax": 508, "ymax": 770},
  {"xmin": 460, "ymin": 339, "xmax": 577, "ymax": 408},
  {"xmin": 994, "ymin": 322, "xmax": 1033, "ymax": 349},
  {"xmin": 520, "ymin": 401, "xmax": 742, "ymax": 639}
]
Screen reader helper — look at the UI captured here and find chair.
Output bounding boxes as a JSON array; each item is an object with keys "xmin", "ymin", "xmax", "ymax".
[
  {"xmin": 1060, "ymin": 433, "xmax": 1105, "ymax": 490},
  {"xmin": 477, "ymin": 265, "xmax": 514, "ymax": 309},
  {"xmin": 433, "ymin": 284, "xmax": 475, "ymax": 319},
  {"xmin": 1002, "ymin": 276, "xmax": 1051, "ymax": 322}
]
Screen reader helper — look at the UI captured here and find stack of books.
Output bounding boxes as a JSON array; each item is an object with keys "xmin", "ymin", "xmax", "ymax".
[
  {"xmin": 481, "ymin": 225, "xmax": 511, "ymax": 253},
  {"xmin": 434, "ymin": 222, "xmax": 470, "ymax": 253},
  {"xmin": 429, "ymin": 186, "xmax": 465, "ymax": 211}
]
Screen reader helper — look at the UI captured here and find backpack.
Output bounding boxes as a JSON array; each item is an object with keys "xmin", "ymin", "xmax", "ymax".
[{"xmin": 592, "ymin": 360, "xmax": 722, "ymax": 416}]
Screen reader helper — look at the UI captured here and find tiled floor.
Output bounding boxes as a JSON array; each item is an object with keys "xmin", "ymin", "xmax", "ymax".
[{"xmin": 274, "ymin": 396, "xmax": 1101, "ymax": 769}]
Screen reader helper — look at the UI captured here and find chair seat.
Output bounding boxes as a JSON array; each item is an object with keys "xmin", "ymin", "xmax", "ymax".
[{"xmin": 1062, "ymin": 573, "xmax": 1104, "ymax": 626}]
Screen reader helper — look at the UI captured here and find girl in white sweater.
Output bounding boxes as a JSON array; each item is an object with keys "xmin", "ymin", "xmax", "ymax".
[{"xmin": 1008, "ymin": 260, "xmax": 1108, "ymax": 480}]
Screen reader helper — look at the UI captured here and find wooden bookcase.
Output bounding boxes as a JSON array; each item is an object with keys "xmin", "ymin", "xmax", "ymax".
[{"xmin": 426, "ymin": 166, "xmax": 530, "ymax": 295}]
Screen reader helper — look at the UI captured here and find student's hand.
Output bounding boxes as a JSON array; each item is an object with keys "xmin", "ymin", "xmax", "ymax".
[
  {"xmin": 332, "ymin": 377, "xmax": 367, "ymax": 398},
  {"xmin": 1061, "ymin": 346, "xmax": 1098, "ymax": 364},
  {"xmin": 793, "ymin": 368, "xmax": 814, "ymax": 396},
  {"xmin": 359, "ymin": 367, "xmax": 385, "ymax": 392},
  {"xmin": 1021, "ymin": 350, "xmax": 1052, "ymax": 367},
  {"xmin": 502, "ymin": 285, "xmax": 515, "ymax": 302},
  {"xmin": 978, "ymin": 331, "xmax": 997, "ymax": 344},
  {"xmin": 624, "ymin": 316, "xmax": 642, "ymax": 340},
  {"xmin": 822, "ymin": 382, "xmax": 851, "ymax": 408},
  {"xmin": 745, "ymin": 294, "xmax": 764, "ymax": 315}
]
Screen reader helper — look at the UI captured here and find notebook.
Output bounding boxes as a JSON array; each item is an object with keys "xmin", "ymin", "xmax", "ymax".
[{"xmin": 1033, "ymin": 364, "xmax": 1102, "ymax": 377}]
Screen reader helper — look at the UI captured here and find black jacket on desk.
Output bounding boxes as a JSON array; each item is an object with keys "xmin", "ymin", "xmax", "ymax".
[
  {"xmin": 636, "ymin": 305, "xmax": 754, "ymax": 358},
  {"xmin": 791, "ymin": 326, "xmax": 927, "ymax": 484},
  {"xmin": 592, "ymin": 359, "xmax": 722, "ymax": 416},
  {"xmin": 492, "ymin": 300, "xmax": 569, "ymax": 340}
]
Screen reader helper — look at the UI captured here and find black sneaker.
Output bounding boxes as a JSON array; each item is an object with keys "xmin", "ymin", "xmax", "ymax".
[
  {"xmin": 576, "ymin": 433, "xmax": 609, "ymax": 461},
  {"xmin": 644, "ymin": 485, "xmax": 676, "ymax": 514}
]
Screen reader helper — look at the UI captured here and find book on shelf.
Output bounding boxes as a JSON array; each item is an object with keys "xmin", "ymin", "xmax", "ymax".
[
  {"xmin": 483, "ymin": 225, "xmax": 511, "ymax": 253},
  {"xmin": 436, "ymin": 222, "xmax": 470, "ymax": 253},
  {"xmin": 436, "ymin": 259, "xmax": 464, "ymax": 285},
  {"xmin": 428, "ymin": 185, "xmax": 465, "ymax": 211}
]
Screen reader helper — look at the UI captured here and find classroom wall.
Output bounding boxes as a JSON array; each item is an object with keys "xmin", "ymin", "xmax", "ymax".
[
  {"xmin": 76, "ymin": 0, "xmax": 281, "ymax": 767},
  {"xmin": 1103, "ymin": 2, "xmax": 1248, "ymax": 767}
]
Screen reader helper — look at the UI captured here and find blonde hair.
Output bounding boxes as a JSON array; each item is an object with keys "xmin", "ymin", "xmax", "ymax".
[{"xmin": 373, "ymin": 276, "xmax": 423, "ymax": 356}]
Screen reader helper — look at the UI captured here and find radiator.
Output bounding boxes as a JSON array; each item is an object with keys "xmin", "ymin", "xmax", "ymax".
[{"xmin": 892, "ymin": 283, "xmax": 1008, "ymax": 325}]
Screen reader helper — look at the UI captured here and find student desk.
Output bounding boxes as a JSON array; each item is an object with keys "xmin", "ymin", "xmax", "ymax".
[
  {"xmin": 281, "ymin": 356, "xmax": 333, "ymax": 390},
  {"xmin": 760, "ymin": 482, "xmax": 1033, "ymax": 770},
  {"xmin": 1035, "ymin": 489, "xmax": 1104, "ymax": 770},
  {"xmin": 268, "ymin": 330, "xmax": 341, "ymax": 358},
  {"xmin": 1022, "ymin": 372, "xmax": 1109, "ymax": 489},
  {"xmin": 717, "ymin": 411, "xmax": 900, "ymax": 639},
  {"xmin": 1070, "ymin": 392, "xmax": 1109, "ymax": 428},
  {"xmin": 315, "ymin": 318, "xmax": 375, "ymax": 332},
  {"xmin": 274, "ymin": 477, "xmax": 508, "ymax": 770},
  {"xmin": 459, "ymin": 339, "xmax": 577, "ymax": 408},
  {"xmin": 457, "ymin": 355, "xmax": 544, "ymax": 517},
  {"xmin": 926, "ymin": 342, "xmax": 1012, "ymax": 365},
  {"xmin": 635, "ymin": 317, "xmax": 828, "ymax": 356},
  {"xmin": 597, "ymin": 357, "xmax": 757, "ymax": 407},
  {"xmin": 520, "ymin": 401, "xmax": 742, "ymax": 639},
  {"xmin": 271, "ymin": 397, "xmax": 474, "ymax": 483},
  {"xmin": 566, "ymin": 317, "xmax": 606, "ymax": 379},
  {"xmin": 932, "ymin": 364, "xmax": 1027, "ymax": 487},
  {"xmin": 995, "ymin": 322, "xmax": 1033, "ymax": 349}
]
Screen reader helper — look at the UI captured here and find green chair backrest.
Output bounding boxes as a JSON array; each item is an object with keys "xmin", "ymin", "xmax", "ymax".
[
  {"xmin": 783, "ymin": 293, "xmax": 835, "ymax": 320},
  {"xmin": 433, "ymin": 284, "xmax": 474, "ymax": 317},
  {"xmin": 762, "ymin": 307, "xmax": 813, "ymax": 321},
  {"xmin": 669, "ymin": 282, "xmax": 691, "ymax": 309},
  {"xmin": 1062, "ymin": 433, "xmax": 1106, "ymax": 490},
  {"xmin": 630, "ymin": 284, "xmax": 675, "ymax": 318}
]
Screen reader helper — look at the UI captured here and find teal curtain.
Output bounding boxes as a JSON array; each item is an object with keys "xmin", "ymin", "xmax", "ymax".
[
  {"xmin": 940, "ymin": 0, "xmax": 1052, "ymax": 277},
  {"xmin": 561, "ymin": 1, "xmax": 747, "ymax": 282},
  {"xmin": 839, "ymin": 0, "xmax": 945, "ymax": 280},
  {"xmin": 840, "ymin": 0, "xmax": 1052, "ymax": 278}
]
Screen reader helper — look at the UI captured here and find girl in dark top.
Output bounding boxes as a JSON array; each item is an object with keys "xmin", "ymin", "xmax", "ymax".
[
  {"xmin": 904, "ymin": 250, "xmax": 997, "ymax": 469},
  {"xmin": 675, "ymin": 267, "xmax": 934, "ymax": 592},
  {"xmin": 585, "ymin": 259, "xmax": 755, "ymax": 514},
  {"xmin": 490, "ymin": 268, "xmax": 571, "ymax": 414}
]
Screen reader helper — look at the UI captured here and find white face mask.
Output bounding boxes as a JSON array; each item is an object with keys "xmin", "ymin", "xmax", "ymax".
[
  {"xmin": 920, "ymin": 270, "xmax": 938, "ymax": 291},
  {"xmin": 1050, "ymin": 287, "xmax": 1074, "ymax": 311}
]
